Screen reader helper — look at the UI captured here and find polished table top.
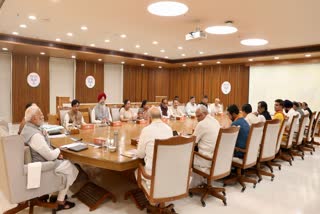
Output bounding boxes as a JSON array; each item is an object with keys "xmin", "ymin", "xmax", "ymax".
[{"xmin": 50, "ymin": 114, "xmax": 231, "ymax": 172}]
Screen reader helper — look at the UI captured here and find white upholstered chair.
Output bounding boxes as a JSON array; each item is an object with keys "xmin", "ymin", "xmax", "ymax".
[
  {"xmin": 270, "ymin": 118, "xmax": 288, "ymax": 170},
  {"xmin": 253, "ymin": 119, "xmax": 281, "ymax": 182},
  {"xmin": 0, "ymin": 135, "xmax": 67, "ymax": 214},
  {"xmin": 303, "ymin": 111, "xmax": 316, "ymax": 153},
  {"xmin": 57, "ymin": 106, "xmax": 70, "ymax": 126},
  {"xmin": 136, "ymin": 136, "xmax": 195, "ymax": 213},
  {"xmin": 291, "ymin": 114, "xmax": 309, "ymax": 159},
  {"xmin": 223, "ymin": 122, "xmax": 265, "ymax": 192},
  {"xmin": 189, "ymin": 126, "xmax": 240, "ymax": 207},
  {"xmin": 110, "ymin": 108, "xmax": 120, "ymax": 121}
]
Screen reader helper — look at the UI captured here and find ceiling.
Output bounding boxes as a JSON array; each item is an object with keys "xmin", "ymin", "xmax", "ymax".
[{"xmin": 0, "ymin": 0, "xmax": 320, "ymax": 61}]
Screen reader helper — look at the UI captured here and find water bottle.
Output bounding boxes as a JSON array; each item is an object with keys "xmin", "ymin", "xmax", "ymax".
[{"xmin": 111, "ymin": 131, "xmax": 118, "ymax": 152}]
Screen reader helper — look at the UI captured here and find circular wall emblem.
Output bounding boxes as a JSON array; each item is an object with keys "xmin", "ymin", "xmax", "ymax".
[
  {"xmin": 85, "ymin": 75, "xmax": 95, "ymax": 88},
  {"xmin": 27, "ymin": 72, "xmax": 41, "ymax": 87},
  {"xmin": 221, "ymin": 81, "xmax": 231, "ymax": 94}
]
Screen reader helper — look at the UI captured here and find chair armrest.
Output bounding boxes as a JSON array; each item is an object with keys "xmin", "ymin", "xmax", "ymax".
[
  {"xmin": 194, "ymin": 151, "xmax": 212, "ymax": 161},
  {"xmin": 234, "ymin": 147, "xmax": 246, "ymax": 153},
  {"xmin": 23, "ymin": 161, "xmax": 56, "ymax": 175},
  {"xmin": 138, "ymin": 163, "xmax": 152, "ymax": 180}
]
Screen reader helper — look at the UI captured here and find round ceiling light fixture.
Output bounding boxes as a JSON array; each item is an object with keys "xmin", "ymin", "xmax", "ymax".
[
  {"xmin": 240, "ymin": 38, "xmax": 268, "ymax": 46},
  {"xmin": 147, "ymin": 1, "xmax": 188, "ymax": 16},
  {"xmin": 205, "ymin": 21, "xmax": 238, "ymax": 35}
]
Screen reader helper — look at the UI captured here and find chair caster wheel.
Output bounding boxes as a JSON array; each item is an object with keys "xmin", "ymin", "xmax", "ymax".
[
  {"xmin": 222, "ymin": 191, "xmax": 226, "ymax": 196},
  {"xmin": 310, "ymin": 152, "xmax": 313, "ymax": 155},
  {"xmin": 201, "ymin": 200, "xmax": 206, "ymax": 207},
  {"xmin": 223, "ymin": 200, "xmax": 227, "ymax": 206},
  {"xmin": 271, "ymin": 176, "xmax": 275, "ymax": 181},
  {"xmin": 302, "ymin": 156, "xmax": 304, "ymax": 160},
  {"xmin": 189, "ymin": 192, "xmax": 193, "ymax": 197},
  {"xmin": 278, "ymin": 166, "xmax": 281, "ymax": 170},
  {"xmin": 241, "ymin": 187, "xmax": 246, "ymax": 192},
  {"xmin": 223, "ymin": 183, "xmax": 226, "ymax": 187},
  {"xmin": 289, "ymin": 162, "xmax": 292, "ymax": 166},
  {"xmin": 258, "ymin": 178, "xmax": 262, "ymax": 183},
  {"xmin": 253, "ymin": 183, "xmax": 256, "ymax": 188}
]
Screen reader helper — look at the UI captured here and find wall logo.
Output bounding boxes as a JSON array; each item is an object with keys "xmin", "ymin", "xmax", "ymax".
[
  {"xmin": 27, "ymin": 72, "xmax": 41, "ymax": 87},
  {"xmin": 86, "ymin": 75, "xmax": 95, "ymax": 88},
  {"xmin": 221, "ymin": 81, "xmax": 231, "ymax": 94}
]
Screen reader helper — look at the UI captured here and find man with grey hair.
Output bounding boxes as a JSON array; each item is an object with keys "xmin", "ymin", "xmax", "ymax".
[
  {"xmin": 136, "ymin": 107, "xmax": 173, "ymax": 180},
  {"xmin": 210, "ymin": 98, "xmax": 223, "ymax": 114},
  {"xmin": 191, "ymin": 105, "xmax": 220, "ymax": 186},
  {"xmin": 20, "ymin": 105, "xmax": 78, "ymax": 211}
]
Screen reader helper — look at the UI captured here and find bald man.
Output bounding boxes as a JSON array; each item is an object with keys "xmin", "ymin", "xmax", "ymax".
[
  {"xmin": 210, "ymin": 98, "xmax": 223, "ymax": 114},
  {"xmin": 136, "ymin": 107, "xmax": 173, "ymax": 187},
  {"xmin": 20, "ymin": 105, "xmax": 78, "ymax": 210}
]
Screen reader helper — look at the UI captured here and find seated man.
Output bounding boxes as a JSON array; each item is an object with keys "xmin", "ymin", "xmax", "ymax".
[
  {"xmin": 256, "ymin": 101, "xmax": 272, "ymax": 122},
  {"xmin": 193, "ymin": 105, "xmax": 220, "ymax": 171},
  {"xmin": 293, "ymin": 101, "xmax": 305, "ymax": 124},
  {"xmin": 242, "ymin": 104, "xmax": 259, "ymax": 126},
  {"xmin": 63, "ymin": 99, "xmax": 85, "ymax": 128},
  {"xmin": 185, "ymin": 96, "xmax": 197, "ymax": 117},
  {"xmin": 18, "ymin": 102, "xmax": 36, "ymax": 135},
  {"xmin": 168, "ymin": 99, "xmax": 185, "ymax": 118},
  {"xmin": 283, "ymin": 100, "xmax": 299, "ymax": 131},
  {"xmin": 91, "ymin": 92, "xmax": 112, "ymax": 124},
  {"xmin": 210, "ymin": 98, "xmax": 223, "ymax": 114},
  {"xmin": 136, "ymin": 107, "xmax": 173, "ymax": 187},
  {"xmin": 199, "ymin": 95, "xmax": 211, "ymax": 113},
  {"xmin": 21, "ymin": 105, "xmax": 79, "ymax": 210},
  {"xmin": 227, "ymin": 104, "xmax": 250, "ymax": 159},
  {"xmin": 301, "ymin": 102, "xmax": 312, "ymax": 119},
  {"xmin": 159, "ymin": 98, "xmax": 171, "ymax": 118},
  {"xmin": 273, "ymin": 99, "xmax": 285, "ymax": 122}
]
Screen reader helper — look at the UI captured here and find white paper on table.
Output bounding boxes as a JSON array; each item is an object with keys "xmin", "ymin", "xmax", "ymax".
[
  {"xmin": 48, "ymin": 134, "xmax": 66, "ymax": 139},
  {"xmin": 60, "ymin": 142, "xmax": 86, "ymax": 149},
  {"xmin": 121, "ymin": 149, "xmax": 138, "ymax": 158}
]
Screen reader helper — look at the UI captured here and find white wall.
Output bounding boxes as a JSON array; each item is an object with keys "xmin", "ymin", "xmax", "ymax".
[
  {"xmin": 249, "ymin": 63, "xmax": 320, "ymax": 114},
  {"xmin": 49, "ymin": 57, "xmax": 75, "ymax": 114},
  {"xmin": 0, "ymin": 53, "xmax": 11, "ymax": 122},
  {"xmin": 104, "ymin": 63, "xmax": 123, "ymax": 103}
]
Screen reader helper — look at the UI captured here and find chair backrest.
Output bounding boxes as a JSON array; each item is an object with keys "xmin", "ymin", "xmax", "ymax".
[
  {"xmin": 0, "ymin": 120, "xmax": 9, "ymax": 132},
  {"xmin": 295, "ymin": 114, "xmax": 309, "ymax": 145},
  {"xmin": 275, "ymin": 118, "xmax": 288, "ymax": 154},
  {"xmin": 111, "ymin": 108, "xmax": 120, "ymax": 121},
  {"xmin": 88, "ymin": 107, "xmax": 93, "ymax": 123},
  {"xmin": 242, "ymin": 122, "xmax": 265, "ymax": 168},
  {"xmin": 306, "ymin": 111, "xmax": 316, "ymax": 141},
  {"xmin": 312, "ymin": 111, "xmax": 320, "ymax": 139},
  {"xmin": 259, "ymin": 119, "xmax": 281, "ymax": 161},
  {"xmin": 283, "ymin": 114, "xmax": 299, "ymax": 148},
  {"xmin": 131, "ymin": 107, "xmax": 139, "ymax": 115},
  {"xmin": 210, "ymin": 126, "xmax": 240, "ymax": 179},
  {"xmin": 57, "ymin": 107, "xmax": 70, "ymax": 125},
  {"xmin": 150, "ymin": 136, "xmax": 195, "ymax": 201}
]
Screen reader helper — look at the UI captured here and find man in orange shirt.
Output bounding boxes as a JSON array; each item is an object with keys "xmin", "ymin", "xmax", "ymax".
[{"xmin": 273, "ymin": 99, "xmax": 285, "ymax": 122}]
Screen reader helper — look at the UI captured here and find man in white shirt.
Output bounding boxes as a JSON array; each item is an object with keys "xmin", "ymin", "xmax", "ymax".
[
  {"xmin": 21, "ymin": 105, "xmax": 78, "ymax": 211},
  {"xmin": 191, "ymin": 105, "xmax": 220, "ymax": 187},
  {"xmin": 136, "ymin": 107, "xmax": 173, "ymax": 180},
  {"xmin": 210, "ymin": 98, "xmax": 223, "ymax": 114},
  {"xmin": 242, "ymin": 104, "xmax": 260, "ymax": 126},
  {"xmin": 168, "ymin": 99, "xmax": 185, "ymax": 118},
  {"xmin": 63, "ymin": 99, "xmax": 85, "ymax": 128},
  {"xmin": 283, "ymin": 100, "xmax": 299, "ymax": 131},
  {"xmin": 185, "ymin": 96, "xmax": 197, "ymax": 116}
]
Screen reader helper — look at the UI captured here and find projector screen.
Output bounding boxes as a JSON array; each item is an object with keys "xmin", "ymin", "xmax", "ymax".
[{"xmin": 249, "ymin": 63, "xmax": 320, "ymax": 114}]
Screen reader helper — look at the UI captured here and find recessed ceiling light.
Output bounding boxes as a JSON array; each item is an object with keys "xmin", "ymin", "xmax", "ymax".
[
  {"xmin": 40, "ymin": 52, "xmax": 45, "ymax": 55},
  {"xmin": 144, "ymin": 52, "xmax": 148, "ymax": 55},
  {"xmin": 216, "ymin": 61, "xmax": 221, "ymax": 64},
  {"xmin": 274, "ymin": 56, "xmax": 280, "ymax": 60},
  {"xmin": 305, "ymin": 54, "xmax": 312, "ymax": 57},
  {"xmin": 198, "ymin": 62, "xmax": 203, "ymax": 65},
  {"xmin": 121, "ymin": 61, "xmax": 125, "ymax": 64},
  {"xmin": 67, "ymin": 32, "xmax": 73, "ymax": 37},
  {"xmin": 147, "ymin": 1, "xmax": 189, "ymax": 16},
  {"xmin": 135, "ymin": 44, "xmax": 140, "ymax": 48},
  {"xmin": 240, "ymin": 38, "xmax": 268, "ymax": 46},
  {"xmin": 104, "ymin": 39, "xmax": 110, "ymax": 43},
  {"xmin": 119, "ymin": 48, "xmax": 124, "ymax": 51},
  {"xmin": 12, "ymin": 32, "xmax": 19, "ymax": 35},
  {"xmin": 205, "ymin": 25, "xmax": 237, "ymax": 35},
  {"xmin": 81, "ymin": 26, "xmax": 88, "ymax": 31},
  {"xmin": 90, "ymin": 44, "xmax": 95, "ymax": 47},
  {"xmin": 141, "ymin": 64, "xmax": 145, "ymax": 67},
  {"xmin": 182, "ymin": 64, "xmax": 186, "ymax": 67},
  {"xmin": 120, "ymin": 34, "xmax": 127, "ymax": 38},
  {"xmin": 178, "ymin": 46, "xmax": 183, "ymax": 50},
  {"xmin": 71, "ymin": 55, "xmax": 76, "ymax": 59},
  {"xmin": 160, "ymin": 49, "xmax": 165, "ymax": 53},
  {"xmin": 28, "ymin": 15, "xmax": 37, "ymax": 20},
  {"xmin": 19, "ymin": 24, "xmax": 27, "ymax": 28},
  {"xmin": 199, "ymin": 51, "xmax": 204, "ymax": 55},
  {"xmin": 2, "ymin": 48, "xmax": 8, "ymax": 51},
  {"xmin": 152, "ymin": 41, "xmax": 158, "ymax": 45},
  {"xmin": 55, "ymin": 38, "xmax": 61, "ymax": 42},
  {"xmin": 248, "ymin": 58, "xmax": 254, "ymax": 62},
  {"xmin": 165, "ymin": 56, "xmax": 169, "ymax": 59},
  {"xmin": 181, "ymin": 53, "xmax": 186, "ymax": 56},
  {"xmin": 159, "ymin": 66, "xmax": 162, "ymax": 69},
  {"xmin": 98, "ymin": 58, "xmax": 102, "ymax": 61}
]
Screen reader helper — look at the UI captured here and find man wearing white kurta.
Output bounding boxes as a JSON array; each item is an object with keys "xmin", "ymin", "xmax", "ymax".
[
  {"xmin": 242, "ymin": 104, "xmax": 260, "ymax": 126},
  {"xmin": 283, "ymin": 100, "xmax": 299, "ymax": 131},
  {"xmin": 210, "ymin": 98, "xmax": 223, "ymax": 114},
  {"xmin": 191, "ymin": 105, "xmax": 220, "ymax": 187},
  {"xmin": 21, "ymin": 105, "xmax": 78, "ymax": 210},
  {"xmin": 185, "ymin": 96, "xmax": 197, "ymax": 116},
  {"xmin": 136, "ymin": 107, "xmax": 173, "ymax": 187}
]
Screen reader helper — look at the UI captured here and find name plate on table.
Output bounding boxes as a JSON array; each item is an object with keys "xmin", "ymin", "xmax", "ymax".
[
  {"xmin": 131, "ymin": 138, "xmax": 139, "ymax": 146},
  {"xmin": 81, "ymin": 124, "xmax": 94, "ymax": 130},
  {"xmin": 69, "ymin": 128, "xmax": 80, "ymax": 135},
  {"xmin": 111, "ymin": 121, "xmax": 122, "ymax": 126},
  {"xmin": 190, "ymin": 115, "xmax": 196, "ymax": 119},
  {"xmin": 93, "ymin": 137, "xmax": 106, "ymax": 145},
  {"xmin": 136, "ymin": 119, "xmax": 147, "ymax": 124},
  {"xmin": 176, "ymin": 116, "xmax": 185, "ymax": 121}
]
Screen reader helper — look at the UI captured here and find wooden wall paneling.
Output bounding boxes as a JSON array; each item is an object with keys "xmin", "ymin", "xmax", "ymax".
[
  {"xmin": 76, "ymin": 60, "xmax": 104, "ymax": 103},
  {"xmin": 12, "ymin": 55, "xmax": 49, "ymax": 123},
  {"xmin": 188, "ymin": 67, "xmax": 203, "ymax": 104},
  {"xmin": 180, "ymin": 68, "xmax": 189, "ymax": 103},
  {"xmin": 229, "ymin": 65, "xmax": 239, "ymax": 107},
  {"xmin": 154, "ymin": 69, "xmax": 170, "ymax": 99},
  {"xmin": 122, "ymin": 65, "xmax": 130, "ymax": 101},
  {"xmin": 147, "ymin": 69, "xmax": 155, "ymax": 101},
  {"xmin": 141, "ymin": 68, "xmax": 149, "ymax": 101}
]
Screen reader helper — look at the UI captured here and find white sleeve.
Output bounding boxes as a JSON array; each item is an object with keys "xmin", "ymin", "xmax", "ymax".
[
  {"xmin": 193, "ymin": 123, "xmax": 203, "ymax": 144},
  {"xmin": 119, "ymin": 108, "xmax": 125, "ymax": 120},
  {"xmin": 63, "ymin": 113, "xmax": 70, "ymax": 128},
  {"xmin": 107, "ymin": 107, "xmax": 112, "ymax": 122},
  {"xmin": 91, "ymin": 108, "xmax": 101, "ymax": 124},
  {"xmin": 29, "ymin": 133, "xmax": 60, "ymax": 161},
  {"xmin": 136, "ymin": 130, "xmax": 147, "ymax": 159},
  {"xmin": 81, "ymin": 115, "xmax": 86, "ymax": 124},
  {"xmin": 185, "ymin": 103, "xmax": 191, "ymax": 116}
]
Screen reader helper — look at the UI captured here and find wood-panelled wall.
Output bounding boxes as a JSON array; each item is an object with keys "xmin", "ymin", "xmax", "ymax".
[
  {"xmin": 123, "ymin": 64, "xmax": 249, "ymax": 108},
  {"xmin": 12, "ymin": 54, "xmax": 49, "ymax": 123},
  {"xmin": 75, "ymin": 60, "xmax": 104, "ymax": 103}
]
